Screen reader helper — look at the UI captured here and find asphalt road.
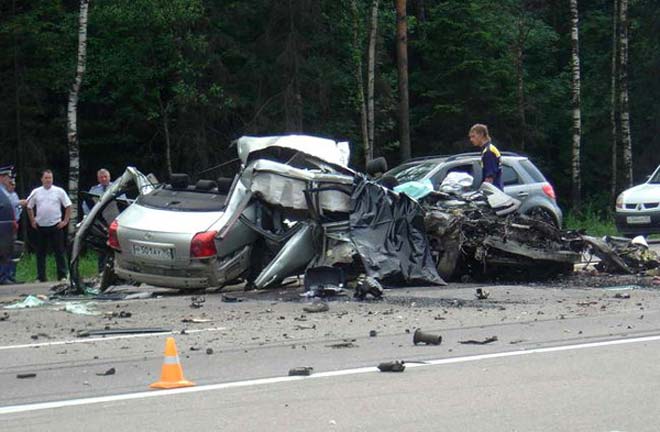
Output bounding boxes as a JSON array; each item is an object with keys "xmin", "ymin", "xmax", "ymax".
[{"xmin": 1, "ymin": 269, "xmax": 660, "ymax": 431}]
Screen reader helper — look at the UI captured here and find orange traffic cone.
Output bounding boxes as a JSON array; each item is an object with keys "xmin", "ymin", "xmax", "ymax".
[{"xmin": 150, "ymin": 337, "xmax": 195, "ymax": 389}]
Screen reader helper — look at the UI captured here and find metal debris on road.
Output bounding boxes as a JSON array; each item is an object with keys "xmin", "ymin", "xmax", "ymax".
[
  {"xmin": 181, "ymin": 317, "xmax": 214, "ymax": 323},
  {"xmin": 377, "ymin": 361, "xmax": 406, "ymax": 372},
  {"xmin": 16, "ymin": 373, "xmax": 37, "ymax": 379},
  {"xmin": 77, "ymin": 327, "xmax": 171, "ymax": 337},
  {"xmin": 475, "ymin": 288, "xmax": 490, "ymax": 299},
  {"xmin": 190, "ymin": 296, "xmax": 206, "ymax": 308},
  {"xmin": 303, "ymin": 302, "xmax": 329, "ymax": 313},
  {"xmin": 459, "ymin": 336, "xmax": 498, "ymax": 345},
  {"xmin": 326, "ymin": 339, "xmax": 358, "ymax": 349},
  {"xmin": 288, "ymin": 367, "xmax": 314, "ymax": 376},
  {"xmin": 96, "ymin": 368, "xmax": 116, "ymax": 376},
  {"xmin": 221, "ymin": 295, "xmax": 243, "ymax": 303},
  {"xmin": 413, "ymin": 329, "xmax": 443, "ymax": 345}
]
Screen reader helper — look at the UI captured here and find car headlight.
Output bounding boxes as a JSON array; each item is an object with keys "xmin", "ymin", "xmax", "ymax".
[{"xmin": 615, "ymin": 193, "xmax": 624, "ymax": 209}]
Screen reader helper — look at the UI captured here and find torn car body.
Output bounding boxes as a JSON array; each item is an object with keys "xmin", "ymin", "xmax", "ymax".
[{"xmin": 71, "ymin": 135, "xmax": 443, "ymax": 292}]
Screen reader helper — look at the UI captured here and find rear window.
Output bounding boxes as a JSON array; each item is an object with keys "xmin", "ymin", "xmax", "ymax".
[
  {"xmin": 137, "ymin": 188, "xmax": 226, "ymax": 212},
  {"xmin": 388, "ymin": 162, "xmax": 438, "ymax": 183},
  {"xmin": 519, "ymin": 160, "xmax": 547, "ymax": 183}
]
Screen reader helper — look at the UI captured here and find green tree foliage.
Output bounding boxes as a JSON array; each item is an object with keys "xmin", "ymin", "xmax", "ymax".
[{"xmin": 0, "ymin": 0, "xmax": 658, "ymax": 208}]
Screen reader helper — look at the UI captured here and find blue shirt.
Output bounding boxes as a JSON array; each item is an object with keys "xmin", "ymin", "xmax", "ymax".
[
  {"xmin": 82, "ymin": 183, "xmax": 110, "ymax": 215},
  {"xmin": 480, "ymin": 142, "xmax": 503, "ymax": 190}
]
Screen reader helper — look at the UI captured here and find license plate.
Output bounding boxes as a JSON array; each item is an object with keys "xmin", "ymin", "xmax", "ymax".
[
  {"xmin": 132, "ymin": 244, "xmax": 175, "ymax": 261},
  {"xmin": 626, "ymin": 216, "xmax": 651, "ymax": 224}
]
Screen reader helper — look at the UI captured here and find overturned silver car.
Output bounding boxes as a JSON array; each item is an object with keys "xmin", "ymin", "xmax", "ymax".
[{"xmin": 71, "ymin": 135, "xmax": 443, "ymax": 292}]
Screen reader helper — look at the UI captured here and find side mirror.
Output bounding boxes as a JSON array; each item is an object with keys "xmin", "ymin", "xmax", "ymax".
[{"xmin": 366, "ymin": 157, "xmax": 388, "ymax": 177}]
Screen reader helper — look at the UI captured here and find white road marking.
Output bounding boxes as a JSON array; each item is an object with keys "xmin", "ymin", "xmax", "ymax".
[
  {"xmin": 2, "ymin": 333, "xmax": 660, "ymax": 415},
  {"xmin": 0, "ymin": 327, "xmax": 226, "ymax": 351}
]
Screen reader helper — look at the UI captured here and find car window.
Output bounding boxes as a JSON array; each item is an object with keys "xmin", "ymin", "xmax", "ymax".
[
  {"xmin": 389, "ymin": 162, "xmax": 438, "ymax": 184},
  {"xmin": 649, "ymin": 166, "xmax": 660, "ymax": 184},
  {"xmin": 519, "ymin": 159, "xmax": 547, "ymax": 183},
  {"xmin": 432, "ymin": 163, "xmax": 476, "ymax": 187},
  {"xmin": 137, "ymin": 188, "xmax": 226, "ymax": 212},
  {"xmin": 502, "ymin": 165, "xmax": 521, "ymax": 186}
]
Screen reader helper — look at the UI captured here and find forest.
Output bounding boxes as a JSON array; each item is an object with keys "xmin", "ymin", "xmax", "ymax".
[{"xmin": 0, "ymin": 0, "xmax": 658, "ymax": 213}]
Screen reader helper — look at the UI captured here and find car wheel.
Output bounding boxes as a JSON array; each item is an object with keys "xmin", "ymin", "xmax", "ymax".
[{"xmin": 527, "ymin": 207, "xmax": 558, "ymax": 227}]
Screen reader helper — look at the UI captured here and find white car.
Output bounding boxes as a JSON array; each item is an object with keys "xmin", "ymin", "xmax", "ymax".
[{"xmin": 615, "ymin": 164, "xmax": 660, "ymax": 236}]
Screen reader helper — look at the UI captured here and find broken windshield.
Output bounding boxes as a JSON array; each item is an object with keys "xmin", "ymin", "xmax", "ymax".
[{"xmin": 388, "ymin": 161, "xmax": 438, "ymax": 184}]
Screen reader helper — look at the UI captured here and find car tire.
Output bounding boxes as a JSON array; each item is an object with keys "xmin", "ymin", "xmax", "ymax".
[{"xmin": 527, "ymin": 207, "xmax": 559, "ymax": 227}]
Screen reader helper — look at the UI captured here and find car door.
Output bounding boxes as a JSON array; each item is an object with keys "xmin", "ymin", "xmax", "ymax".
[{"xmin": 502, "ymin": 163, "xmax": 528, "ymax": 204}]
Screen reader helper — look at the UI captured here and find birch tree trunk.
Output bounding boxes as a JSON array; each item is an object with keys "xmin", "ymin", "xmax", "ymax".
[
  {"xmin": 619, "ymin": 0, "xmax": 633, "ymax": 187},
  {"xmin": 610, "ymin": 0, "xmax": 619, "ymax": 200},
  {"xmin": 569, "ymin": 0, "xmax": 582, "ymax": 207},
  {"xmin": 367, "ymin": 0, "xmax": 379, "ymax": 161},
  {"xmin": 350, "ymin": 0, "xmax": 370, "ymax": 165},
  {"xmin": 395, "ymin": 0, "xmax": 411, "ymax": 161},
  {"xmin": 514, "ymin": 18, "xmax": 530, "ymax": 152},
  {"xmin": 67, "ymin": 0, "xmax": 90, "ymax": 233},
  {"xmin": 157, "ymin": 92, "xmax": 173, "ymax": 178}
]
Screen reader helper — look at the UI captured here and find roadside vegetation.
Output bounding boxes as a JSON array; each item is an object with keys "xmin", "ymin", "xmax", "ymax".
[
  {"xmin": 16, "ymin": 253, "xmax": 99, "ymax": 283},
  {"xmin": 564, "ymin": 202, "xmax": 617, "ymax": 237}
]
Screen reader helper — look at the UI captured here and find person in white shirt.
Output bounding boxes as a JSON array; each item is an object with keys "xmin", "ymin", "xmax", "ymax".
[{"xmin": 26, "ymin": 169, "xmax": 72, "ymax": 282}]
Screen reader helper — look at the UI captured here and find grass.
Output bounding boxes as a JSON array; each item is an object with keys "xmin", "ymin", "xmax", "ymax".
[
  {"xmin": 564, "ymin": 203, "xmax": 617, "ymax": 237},
  {"xmin": 15, "ymin": 253, "xmax": 100, "ymax": 283}
]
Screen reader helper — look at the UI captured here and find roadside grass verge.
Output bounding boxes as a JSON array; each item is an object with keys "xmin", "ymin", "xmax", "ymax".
[
  {"xmin": 564, "ymin": 203, "xmax": 617, "ymax": 237},
  {"xmin": 16, "ymin": 253, "xmax": 99, "ymax": 283}
]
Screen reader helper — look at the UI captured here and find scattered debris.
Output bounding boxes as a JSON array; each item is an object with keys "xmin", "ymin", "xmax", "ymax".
[
  {"xmin": 77, "ymin": 328, "xmax": 171, "ymax": 337},
  {"xmin": 63, "ymin": 302, "xmax": 99, "ymax": 316},
  {"xmin": 288, "ymin": 367, "xmax": 314, "ymax": 376},
  {"xmin": 413, "ymin": 329, "xmax": 443, "ymax": 345},
  {"xmin": 294, "ymin": 324, "xmax": 316, "ymax": 330},
  {"xmin": 475, "ymin": 288, "xmax": 490, "ymax": 300},
  {"xmin": 326, "ymin": 339, "xmax": 358, "ymax": 349},
  {"xmin": 181, "ymin": 317, "xmax": 213, "ymax": 323},
  {"xmin": 459, "ymin": 336, "xmax": 498, "ymax": 345},
  {"xmin": 369, "ymin": 330, "xmax": 377, "ymax": 337},
  {"xmin": 4, "ymin": 295, "xmax": 46, "ymax": 309},
  {"xmin": 190, "ymin": 296, "xmax": 206, "ymax": 308},
  {"xmin": 96, "ymin": 368, "xmax": 116, "ymax": 376},
  {"xmin": 354, "ymin": 277, "xmax": 384, "ymax": 300},
  {"xmin": 221, "ymin": 295, "xmax": 243, "ymax": 303},
  {"xmin": 377, "ymin": 361, "xmax": 406, "ymax": 372},
  {"xmin": 303, "ymin": 302, "xmax": 329, "ymax": 313},
  {"xmin": 303, "ymin": 266, "xmax": 346, "ymax": 298},
  {"xmin": 206, "ymin": 348, "xmax": 214, "ymax": 355},
  {"xmin": 123, "ymin": 292, "xmax": 153, "ymax": 300},
  {"xmin": 0, "ymin": 312, "xmax": 9, "ymax": 321},
  {"xmin": 16, "ymin": 373, "xmax": 37, "ymax": 379},
  {"xmin": 614, "ymin": 293, "xmax": 631, "ymax": 299}
]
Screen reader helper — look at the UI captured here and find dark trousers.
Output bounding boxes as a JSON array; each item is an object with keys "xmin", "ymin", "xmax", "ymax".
[{"xmin": 36, "ymin": 225, "xmax": 67, "ymax": 281}]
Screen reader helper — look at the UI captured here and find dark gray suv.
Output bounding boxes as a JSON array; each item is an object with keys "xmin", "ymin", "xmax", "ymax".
[{"xmin": 383, "ymin": 152, "xmax": 563, "ymax": 226}]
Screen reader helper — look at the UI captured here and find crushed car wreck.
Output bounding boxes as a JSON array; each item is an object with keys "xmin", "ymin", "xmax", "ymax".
[
  {"xmin": 71, "ymin": 135, "xmax": 443, "ymax": 293},
  {"xmin": 70, "ymin": 135, "xmax": 657, "ymax": 294}
]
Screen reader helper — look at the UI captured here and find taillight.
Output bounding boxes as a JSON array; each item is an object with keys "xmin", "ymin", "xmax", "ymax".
[
  {"xmin": 107, "ymin": 219, "xmax": 121, "ymax": 250},
  {"xmin": 190, "ymin": 231, "xmax": 217, "ymax": 258},
  {"xmin": 542, "ymin": 183, "xmax": 556, "ymax": 200}
]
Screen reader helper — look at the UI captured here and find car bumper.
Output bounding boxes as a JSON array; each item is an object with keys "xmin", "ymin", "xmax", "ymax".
[
  {"xmin": 615, "ymin": 210, "xmax": 660, "ymax": 235},
  {"xmin": 114, "ymin": 256, "xmax": 218, "ymax": 289}
]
